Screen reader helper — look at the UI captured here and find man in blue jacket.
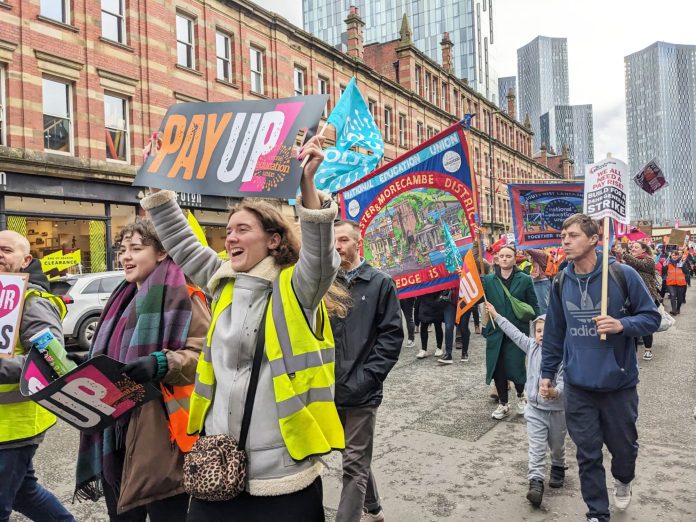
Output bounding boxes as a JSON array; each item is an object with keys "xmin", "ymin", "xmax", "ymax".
[{"xmin": 540, "ymin": 214, "xmax": 660, "ymax": 522}]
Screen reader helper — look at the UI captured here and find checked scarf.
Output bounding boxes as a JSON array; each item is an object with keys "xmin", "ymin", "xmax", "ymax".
[{"xmin": 74, "ymin": 258, "xmax": 193, "ymax": 502}]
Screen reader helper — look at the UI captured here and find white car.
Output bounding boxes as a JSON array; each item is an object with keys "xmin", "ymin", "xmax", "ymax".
[{"xmin": 51, "ymin": 271, "xmax": 125, "ymax": 350}]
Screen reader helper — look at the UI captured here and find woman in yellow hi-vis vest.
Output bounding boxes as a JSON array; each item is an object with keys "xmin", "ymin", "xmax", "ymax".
[{"xmin": 142, "ymin": 136, "xmax": 344, "ymax": 522}]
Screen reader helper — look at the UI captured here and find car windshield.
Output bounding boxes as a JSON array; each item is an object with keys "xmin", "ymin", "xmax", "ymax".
[{"xmin": 50, "ymin": 278, "xmax": 77, "ymax": 296}]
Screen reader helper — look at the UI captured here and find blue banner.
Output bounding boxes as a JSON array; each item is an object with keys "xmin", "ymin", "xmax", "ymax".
[
  {"xmin": 339, "ymin": 124, "xmax": 478, "ymax": 298},
  {"xmin": 314, "ymin": 78, "xmax": 383, "ymax": 193},
  {"xmin": 442, "ymin": 222, "xmax": 463, "ymax": 273}
]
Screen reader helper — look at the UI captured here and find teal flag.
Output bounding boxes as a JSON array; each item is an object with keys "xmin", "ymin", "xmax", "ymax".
[
  {"xmin": 314, "ymin": 77, "xmax": 384, "ymax": 192},
  {"xmin": 442, "ymin": 222, "xmax": 463, "ymax": 273}
]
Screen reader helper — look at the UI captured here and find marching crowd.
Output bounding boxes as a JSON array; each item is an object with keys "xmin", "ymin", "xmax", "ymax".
[{"xmin": 0, "ymin": 134, "xmax": 691, "ymax": 522}]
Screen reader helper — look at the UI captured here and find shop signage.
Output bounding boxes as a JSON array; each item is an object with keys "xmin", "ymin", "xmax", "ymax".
[
  {"xmin": 0, "ymin": 273, "xmax": 28, "ymax": 357},
  {"xmin": 40, "ymin": 249, "xmax": 81, "ymax": 274},
  {"xmin": 20, "ymin": 353, "xmax": 161, "ymax": 434},
  {"xmin": 583, "ymin": 157, "xmax": 630, "ymax": 224},
  {"xmin": 135, "ymin": 95, "xmax": 328, "ymax": 199},
  {"xmin": 178, "ymin": 192, "xmax": 202, "ymax": 207}
]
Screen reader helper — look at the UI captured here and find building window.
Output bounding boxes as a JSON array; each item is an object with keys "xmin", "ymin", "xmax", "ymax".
[
  {"xmin": 416, "ymin": 121, "xmax": 423, "ymax": 143},
  {"xmin": 104, "ymin": 94, "xmax": 129, "ymax": 162},
  {"xmin": 454, "ymin": 89, "xmax": 460, "ymax": 116},
  {"xmin": 42, "ymin": 78, "xmax": 72, "ymax": 153},
  {"xmin": 0, "ymin": 66, "xmax": 5, "ymax": 146},
  {"xmin": 427, "ymin": 125, "xmax": 434, "ymax": 139},
  {"xmin": 41, "ymin": 0, "xmax": 68, "ymax": 24},
  {"xmin": 101, "ymin": 0, "xmax": 125, "ymax": 43},
  {"xmin": 432, "ymin": 77, "xmax": 438, "ymax": 105},
  {"xmin": 339, "ymin": 84, "xmax": 346, "ymax": 97},
  {"xmin": 318, "ymin": 77, "xmax": 329, "ymax": 117},
  {"xmin": 443, "ymin": 82, "xmax": 449, "ymax": 112},
  {"xmin": 176, "ymin": 14, "xmax": 195, "ymax": 69},
  {"xmin": 249, "ymin": 47, "xmax": 264, "ymax": 94},
  {"xmin": 415, "ymin": 65, "xmax": 421, "ymax": 95},
  {"xmin": 216, "ymin": 31, "xmax": 233, "ymax": 82},
  {"xmin": 424, "ymin": 72, "xmax": 431, "ymax": 101},
  {"xmin": 293, "ymin": 67, "xmax": 305, "ymax": 96},
  {"xmin": 368, "ymin": 99, "xmax": 376, "ymax": 118},
  {"xmin": 398, "ymin": 113, "xmax": 407, "ymax": 148},
  {"xmin": 384, "ymin": 107, "xmax": 392, "ymax": 142}
]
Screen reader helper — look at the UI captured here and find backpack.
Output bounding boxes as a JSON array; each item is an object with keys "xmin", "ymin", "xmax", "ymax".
[{"xmin": 553, "ymin": 263, "xmax": 631, "ymax": 314}]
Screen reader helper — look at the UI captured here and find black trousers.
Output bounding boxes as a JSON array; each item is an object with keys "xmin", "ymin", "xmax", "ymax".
[
  {"xmin": 102, "ymin": 479, "xmax": 189, "ymax": 522},
  {"xmin": 400, "ymin": 297, "xmax": 415, "ymax": 341},
  {"xmin": 187, "ymin": 477, "xmax": 325, "ymax": 522},
  {"xmin": 419, "ymin": 321, "xmax": 443, "ymax": 350},
  {"xmin": 493, "ymin": 341, "xmax": 524, "ymax": 404}
]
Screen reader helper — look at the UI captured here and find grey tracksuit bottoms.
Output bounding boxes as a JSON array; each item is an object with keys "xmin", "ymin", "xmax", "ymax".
[{"xmin": 525, "ymin": 404, "xmax": 567, "ymax": 481}]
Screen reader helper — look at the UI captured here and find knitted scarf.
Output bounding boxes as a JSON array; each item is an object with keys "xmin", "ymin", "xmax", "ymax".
[{"xmin": 74, "ymin": 258, "xmax": 193, "ymax": 502}]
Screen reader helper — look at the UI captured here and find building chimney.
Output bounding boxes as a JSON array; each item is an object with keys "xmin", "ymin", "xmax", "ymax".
[
  {"xmin": 561, "ymin": 144, "xmax": 573, "ymax": 179},
  {"xmin": 345, "ymin": 6, "xmax": 365, "ymax": 61},
  {"xmin": 441, "ymin": 32, "xmax": 454, "ymax": 74},
  {"xmin": 539, "ymin": 142, "xmax": 548, "ymax": 166},
  {"xmin": 506, "ymin": 88, "xmax": 516, "ymax": 120}
]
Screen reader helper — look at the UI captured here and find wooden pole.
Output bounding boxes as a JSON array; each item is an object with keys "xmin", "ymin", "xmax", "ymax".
[{"xmin": 600, "ymin": 215, "xmax": 610, "ymax": 341}]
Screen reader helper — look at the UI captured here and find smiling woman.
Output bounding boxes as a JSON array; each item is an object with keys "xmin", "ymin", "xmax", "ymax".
[{"xmin": 139, "ymin": 136, "xmax": 344, "ymax": 521}]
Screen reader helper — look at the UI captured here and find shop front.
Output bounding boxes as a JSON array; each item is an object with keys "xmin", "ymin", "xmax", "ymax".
[{"xmin": 0, "ymin": 172, "xmax": 234, "ymax": 277}]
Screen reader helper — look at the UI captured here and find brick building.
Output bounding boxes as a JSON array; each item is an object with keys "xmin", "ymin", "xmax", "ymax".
[{"xmin": 0, "ymin": 0, "xmax": 570, "ymax": 273}]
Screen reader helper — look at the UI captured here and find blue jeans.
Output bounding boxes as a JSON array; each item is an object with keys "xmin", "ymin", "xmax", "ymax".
[
  {"xmin": 0, "ymin": 444, "xmax": 75, "ymax": 522},
  {"xmin": 444, "ymin": 301, "xmax": 480, "ymax": 357},
  {"xmin": 564, "ymin": 384, "xmax": 639, "ymax": 522},
  {"xmin": 533, "ymin": 279, "xmax": 551, "ymax": 315}
]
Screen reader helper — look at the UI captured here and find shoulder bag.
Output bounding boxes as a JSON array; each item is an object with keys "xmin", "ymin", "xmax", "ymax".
[
  {"xmin": 496, "ymin": 278, "xmax": 537, "ymax": 322},
  {"xmin": 183, "ymin": 294, "xmax": 270, "ymax": 501}
]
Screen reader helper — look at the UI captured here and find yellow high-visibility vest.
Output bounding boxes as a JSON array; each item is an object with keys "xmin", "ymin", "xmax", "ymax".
[
  {"xmin": 0, "ymin": 289, "xmax": 66, "ymax": 443},
  {"xmin": 188, "ymin": 266, "xmax": 345, "ymax": 460}
]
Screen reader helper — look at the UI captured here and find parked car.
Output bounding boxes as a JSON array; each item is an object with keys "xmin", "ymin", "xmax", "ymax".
[{"xmin": 50, "ymin": 271, "xmax": 124, "ymax": 350}]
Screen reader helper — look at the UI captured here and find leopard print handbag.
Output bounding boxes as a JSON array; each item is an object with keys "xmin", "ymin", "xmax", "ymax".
[
  {"xmin": 183, "ymin": 294, "xmax": 271, "ymax": 502},
  {"xmin": 183, "ymin": 434, "xmax": 247, "ymax": 501}
]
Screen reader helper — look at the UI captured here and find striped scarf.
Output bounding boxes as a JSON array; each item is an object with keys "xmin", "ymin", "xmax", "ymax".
[{"xmin": 74, "ymin": 258, "xmax": 193, "ymax": 502}]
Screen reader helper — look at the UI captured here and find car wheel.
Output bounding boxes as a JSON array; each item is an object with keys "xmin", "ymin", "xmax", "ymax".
[{"xmin": 77, "ymin": 316, "xmax": 99, "ymax": 351}]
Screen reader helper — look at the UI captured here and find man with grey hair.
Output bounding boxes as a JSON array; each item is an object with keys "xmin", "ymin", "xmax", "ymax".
[{"xmin": 0, "ymin": 230, "xmax": 75, "ymax": 522}]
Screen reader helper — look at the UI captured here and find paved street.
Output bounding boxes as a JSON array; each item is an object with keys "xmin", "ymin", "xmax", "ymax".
[{"xmin": 13, "ymin": 298, "xmax": 696, "ymax": 522}]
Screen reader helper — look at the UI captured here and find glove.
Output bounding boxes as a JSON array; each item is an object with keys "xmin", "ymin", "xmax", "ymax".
[{"xmin": 122, "ymin": 355, "xmax": 158, "ymax": 383}]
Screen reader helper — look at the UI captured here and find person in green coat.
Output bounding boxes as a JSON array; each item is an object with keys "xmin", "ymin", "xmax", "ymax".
[{"xmin": 482, "ymin": 244, "xmax": 540, "ymax": 420}]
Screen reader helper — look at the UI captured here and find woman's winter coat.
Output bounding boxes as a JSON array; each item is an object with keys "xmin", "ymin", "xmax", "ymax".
[
  {"xmin": 415, "ymin": 290, "xmax": 447, "ymax": 324},
  {"xmin": 482, "ymin": 267, "xmax": 540, "ymax": 385},
  {"xmin": 141, "ymin": 189, "xmax": 340, "ymax": 497},
  {"xmin": 622, "ymin": 252, "xmax": 659, "ymax": 301}
]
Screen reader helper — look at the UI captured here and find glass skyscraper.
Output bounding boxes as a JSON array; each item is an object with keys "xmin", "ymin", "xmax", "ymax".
[
  {"xmin": 539, "ymin": 104, "xmax": 594, "ymax": 178},
  {"xmin": 625, "ymin": 42, "xmax": 696, "ymax": 225},
  {"xmin": 498, "ymin": 75, "xmax": 516, "ymax": 116},
  {"xmin": 303, "ymin": 0, "xmax": 499, "ymax": 104},
  {"xmin": 517, "ymin": 36, "xmax": 569, "ymax": 151}
]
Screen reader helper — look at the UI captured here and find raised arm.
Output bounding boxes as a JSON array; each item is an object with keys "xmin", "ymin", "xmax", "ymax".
[{"xmin": 141, "ymin": 191, "xmax": 223, "ymax": 293}]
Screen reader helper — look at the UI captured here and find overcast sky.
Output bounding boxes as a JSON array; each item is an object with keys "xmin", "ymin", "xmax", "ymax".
[{"xmin": 258, "ymin": 0, "xmax": 695, "ymax": 162}]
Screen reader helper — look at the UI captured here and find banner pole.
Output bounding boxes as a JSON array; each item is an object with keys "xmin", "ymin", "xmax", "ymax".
[
  {"xmin": 600, "ymin": 215, "xmax": 610, "ymax": 341},
  {"xmin": 301, "ymin": 122, "xmax": 329, "ymax": 168}
]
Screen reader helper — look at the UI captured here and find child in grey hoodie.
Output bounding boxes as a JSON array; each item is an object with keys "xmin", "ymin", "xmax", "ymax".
[{"xmin": 486, "ymin": 303, "xmax": 566, "ymax": 508}]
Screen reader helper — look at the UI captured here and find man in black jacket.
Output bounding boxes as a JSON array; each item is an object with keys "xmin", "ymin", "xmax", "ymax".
[{"xmin": 332, "ymin": 220, "xmax": 403, "ymax": 522}]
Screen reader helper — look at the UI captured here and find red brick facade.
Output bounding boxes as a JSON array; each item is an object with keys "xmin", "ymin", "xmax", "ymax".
[{"xmin": 0, "ymin": 0, "xmax": 571, "ymax": 234}]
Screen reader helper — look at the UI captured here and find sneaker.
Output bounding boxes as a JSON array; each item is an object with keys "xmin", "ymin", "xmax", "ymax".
[
  {"xmin": 642, "ymin": 350, "xmax": 653, "ymax": 361},
  {"xmin": 404, "ymin": 339, "xmax": 415, "ymax": 348},
  {"xmin": 360, "ymin": 509, "xmax": 385, "ymax": 522},
  {"xmin": 438, "ymin": 354, "xmax": 453, "ymax": 365},
  {"xmin": 461, "ymin": 353, "xmax": 469, "ymax": 362},
  {"xmin": 517, "ymin": 395, "xmax": 527, "ymax": 415},
  {"xmin": 549, "ymin": 465, "xmax": 565, "ymax": 488},
  {"xmin": 613, "ymin": 479, "xmax": 632, "ymax": 510},
  {"xmin": 587, "ymin": 519, "xmax": 600, "ymax": 522},
  {"xmin": 416, "ymin": 349, "xmax": 427, "ymax": 359},
  {"xmin": 491, "ymin": 403, "xmax": 510, "ymax": 420},
  {"xmin": 526, "ymin": 478, "xmax": 544, "ymax": 507},
  {"xmin": 434, "ymin": 348, "xmax": 443, "ymax": 357}
]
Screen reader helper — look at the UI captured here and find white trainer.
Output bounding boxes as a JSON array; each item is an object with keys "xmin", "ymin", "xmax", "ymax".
[
  {"xmin": 404, "ymin": 339, "xmax": 415, "ymax": 348},
  {"xmin": 416, "ymin": 349, "xmax": 427, "ymax": 359},
  {"xmin": 613, "ymin": 479, "xmax": 632, "ymax": 510},
  {"xmin": 434, "ymin": 348, "xmax": 443, "ymax": 357},
  {"xmin": 517, "ymin": 395, "xmax": 527, "ymax": 415},
  {"xmin": 491, "ymin": 403, "xmax": 510, "ymax": 420}
]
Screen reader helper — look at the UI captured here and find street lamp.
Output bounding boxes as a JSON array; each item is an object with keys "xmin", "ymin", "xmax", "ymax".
[{"xmin": 487, "ymin": 109, "xmax": 503, "ymax": 244}]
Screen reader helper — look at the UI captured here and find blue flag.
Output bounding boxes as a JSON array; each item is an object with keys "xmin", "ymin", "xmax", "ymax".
[
  {"xmin": 460, "ymin": 113, "xmax": 476, "ymax": 130},
  {"xmin": 314, "ymin": 78, "xmax": 384, "ymax": 192},
  {"xmin": 442, "ymin": 222, "xmax": 463, "ymax": 273}
]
